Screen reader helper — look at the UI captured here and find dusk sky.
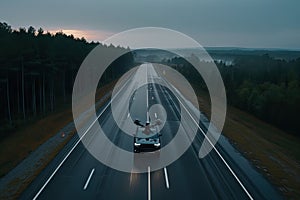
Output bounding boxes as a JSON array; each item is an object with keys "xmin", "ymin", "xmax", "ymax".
[{"xmin": 1, "ymin": 0, "xmax": 300, "ymax": 49}]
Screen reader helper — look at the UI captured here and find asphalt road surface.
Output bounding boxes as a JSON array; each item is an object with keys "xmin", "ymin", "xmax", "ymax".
[{"xmin": 21, "ymin": 64, "xmax": 281, "ymax": 200}]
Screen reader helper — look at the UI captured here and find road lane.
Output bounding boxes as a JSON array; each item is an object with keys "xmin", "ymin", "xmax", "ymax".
[{"xmin": 21, "ymin": 63, "xmax": 281, "ymax": 200}]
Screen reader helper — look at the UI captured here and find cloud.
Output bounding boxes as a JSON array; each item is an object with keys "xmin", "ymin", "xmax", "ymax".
[
  {"xmin": 46, "ymin": 29, "xmax": 114, "ymax": 42},
  {"xmin": 1, "ymin": 0, "xmax": 300, "ymax": 48}
]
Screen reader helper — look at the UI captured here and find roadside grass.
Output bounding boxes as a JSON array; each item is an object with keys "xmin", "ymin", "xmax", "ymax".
[
  {"xmin": 0, "ymin": 81, "xmax": 115, "ymax": 196},
  {"xmin": 196, "ymin": 89, "xmax": 300, "ymax": 199},
  {"xmin": 154, "ymin": 63, "xmax": 300, "ymax": 198},
  {"xmin": 0, "ymin": 108, "xmax": 74, "ymax": 178},
  {"xmin": 6, "ymin": 130, "xmax": 75, "ymax": 200}
]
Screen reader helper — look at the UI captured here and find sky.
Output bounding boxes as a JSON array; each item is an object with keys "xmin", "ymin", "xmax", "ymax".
[{"xmin": 1, "ymin": 0, "xmax": 300, "ymax": 49}]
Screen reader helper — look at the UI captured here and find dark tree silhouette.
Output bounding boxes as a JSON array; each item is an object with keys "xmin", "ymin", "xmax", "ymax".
[
  {"xmin": 0, "ymin": 22, "xmax": 135, "ymax": 137},
  {"xmin": 165, "ymin": 52, "xmax": 300, "ymax": 136}
]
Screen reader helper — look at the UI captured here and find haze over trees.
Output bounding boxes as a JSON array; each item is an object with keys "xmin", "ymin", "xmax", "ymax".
[
  {"xmin": 0, "ymin": 22, "xmax": 134, "ymax": 137},
  {"xmin": 165, "ymin": 53, "xmax": 300, "ymax": 136}
]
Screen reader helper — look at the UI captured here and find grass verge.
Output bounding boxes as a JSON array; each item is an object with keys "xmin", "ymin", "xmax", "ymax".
[
  {"xmin": 196, "ymin": 88, "xmax": 300, "ymax": 199},
  {"xmin": 7, "ymin": 129, "xmax": 76, "ymax": 200},
  {"xmin": 154, "ymin": 63, "xmax": 300, "ymax": 198},
  {"xmin": 0, "ymin": 81, "xmax": 115, "ymax": 199},
  {"xmin": 0, "ymin": 109, "xmax": 74, "ymax": 178}
]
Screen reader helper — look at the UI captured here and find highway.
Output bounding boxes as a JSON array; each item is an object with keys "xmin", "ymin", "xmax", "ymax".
[{"xmin": 21, "ymin": 64, "xmax": 281, "ymax": 200}]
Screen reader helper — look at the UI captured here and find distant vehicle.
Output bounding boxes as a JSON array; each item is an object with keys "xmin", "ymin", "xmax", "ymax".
[{"xmin": 133, "ymin": 120, "xmax": 162, "ymax": 153}]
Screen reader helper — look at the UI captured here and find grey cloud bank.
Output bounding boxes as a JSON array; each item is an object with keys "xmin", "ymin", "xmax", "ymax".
[{"xmin": 1, "ymin": 0, "xmax": 299, "ymax": 49}]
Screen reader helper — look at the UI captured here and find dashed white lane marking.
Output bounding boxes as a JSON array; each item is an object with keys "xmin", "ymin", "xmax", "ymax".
[
  {"xmin": 127, "ymin": 113, "xmax": 130, "ymax": 118},
  {"xmin": 163, "ymin": 167, "xmax": 170, "ymax": 189},
  {"xmin": 146, "ymin": 65, "xmax": 149, "ymax": 122},
  {"xmin": 148, "ymin": 166, "xmax": 151, "ymax": 200},
  {"xmin": 154, "ymin": 113, "xmax": 157, "ymax": 119},
  {"xmin": 83, "ymin": 168, "xmax": 95, "ymax": 190}
]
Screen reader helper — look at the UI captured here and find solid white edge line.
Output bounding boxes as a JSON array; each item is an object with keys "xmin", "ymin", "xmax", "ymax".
[
  {"xmin": 163, "ymin": 167, "xmax": 170, "ymax": 189},
  {"xmin": 160, "ymin": 72, "xmax": 254, "ymax": 200},
  {"xmin": 32, "ymin": 74, "xmax": 132, "ymax": 200},
  {"xmin": 83, "ymin": 168, "xmax": 95, "ymax": 190},
  {"xmin": 177, "ymin": 91, "xmax": 254, "ymax": 200},
  {"xmin": 148, "ymin": 166, "xmax": 151, "ymax": 200}
]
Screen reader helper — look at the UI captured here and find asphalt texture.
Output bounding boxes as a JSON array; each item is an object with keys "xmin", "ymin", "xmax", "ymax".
[{"xmin": 21, "ymin": 64, "xmax": 281, "ymax": 200}]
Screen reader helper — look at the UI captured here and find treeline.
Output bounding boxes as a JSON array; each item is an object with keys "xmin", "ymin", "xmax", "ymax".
[
  {"xmin": 0, "ymin": 22, "xmax": 134, "ymax": 135},
  {"xmin": 220, "ymin": 55, "xmax": 300, "ymax": 134},
  {"xmin": 165, "ymin": 53, "xmax": 300, "ymax": 136}
]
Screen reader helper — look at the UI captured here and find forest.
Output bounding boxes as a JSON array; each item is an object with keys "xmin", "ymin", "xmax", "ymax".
[
  {"xmin": 1, "ymin": 21, "xmax": 299, "ymax": 138},
  {"xmin": 165, "ymin": 53, "xmax": 300, "ymax": 136},
  {"xmin": 0, "ymin": 22, "xmax": 134, "ymax": 137}
]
